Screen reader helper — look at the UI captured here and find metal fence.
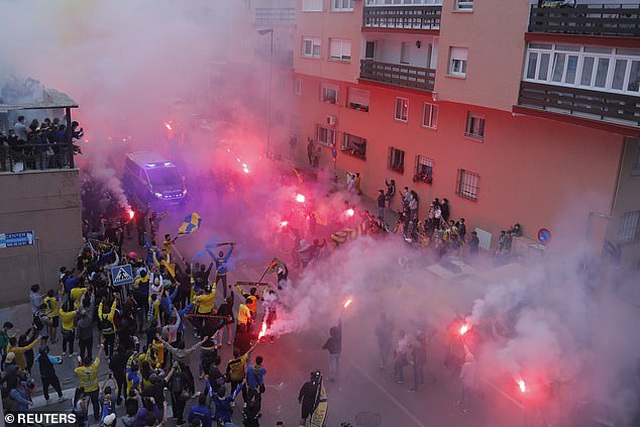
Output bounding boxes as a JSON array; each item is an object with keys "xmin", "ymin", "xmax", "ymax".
[{"xmin": 0, "ymin": 143, "xmax": 76, "ymax": 172}]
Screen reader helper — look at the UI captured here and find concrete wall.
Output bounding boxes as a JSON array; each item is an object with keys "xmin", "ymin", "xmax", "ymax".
[
  {"xmin": 435, "ymin": 0, "xmax": 530, "ymax": 112},
  {"xmin": 0, "ymin": 169, "xmax": 83, "ymax": 308}
]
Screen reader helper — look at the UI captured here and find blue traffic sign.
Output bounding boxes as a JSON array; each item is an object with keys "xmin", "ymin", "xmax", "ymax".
[
  {"xmin": 111, "ymin": 264, "xmax": 134, "ymax": 287},
  {"xmin": 0, "ymin": 231, "xmax": 35, "ymax": 249}
]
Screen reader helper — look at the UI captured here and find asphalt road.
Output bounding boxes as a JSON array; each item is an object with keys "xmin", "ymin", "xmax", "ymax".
[{"xmin": 18, "ymin": 257, "xmax": 529, "ymax": 427}]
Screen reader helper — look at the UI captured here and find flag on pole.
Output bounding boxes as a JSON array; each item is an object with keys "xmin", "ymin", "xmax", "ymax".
[
  {"xmin": 267, "ymin": 257, "xmax": 285, "ymax": 274},
  {"xmin": 309, "ymin": 373, "xmax": 328, "ymax": 427},
  {"xmin": 178, "ymin": 213, "xmax": 202, "ymax": 235}
]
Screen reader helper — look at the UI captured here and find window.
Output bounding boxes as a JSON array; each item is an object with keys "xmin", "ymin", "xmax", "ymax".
[
  {"xmin": 302, "ymin": 37, "xmax": 321, "ymax": 58},
  {"xmin": 329, "ymin": 39, "xmax": 351, "ymax": 62},
  {"xmin": 294, "ymin": 78, "xmax": 302, "ymax": 96},
  {"xmin": 332, "ymin": 0, "xmax": 354, "ymax": 11},
  {"xmin": 341, "ymin": 133, "xmax": 367, "ymax": 160},
  {"xmin": 619, "ymin": 211, "xmax": 640, "ymax": 244},
  {"xmin": 347, "ymin": 88, "xmax": 370, "ymax": 112},
  {"xmin": 455, "ymin": 0, "xmax": 473, "ymax": 11},
  {"xmin": 524, "ymin": 44, "xmax": 640, "ymax": 95},
  {"xmin": 302, "ymin": 0, "xmax": 323, "ymax": 11},
  {"xmin": 387, "ymin": 147, "xmax": 405, "ymax": 173},
  {"xmin": 395, "ymin": 97, "xmax": 409, "ymax": 122},
  {"xmin": 456, "ymin": 169, "xmax": 480, "ymax": 200},
  {"xmin": 365, "ymin": 41, "xmax": 376, "ymax": 59},
  {"xmin": 321, "ymin": 83, "xmax": 339, "ymax": 104},
  {"xmin": 634, "ymin": 140, "xmax": 640, "ymax": 172},
  {"xmin": 316, "ymin": 124, "xmax": 337, "ymax": 147},
  {"xmin": 449, "ymin": 47, "xmax": 468, "ymax": 77},
  {"xmin": 414, "ymin": 155, "xmax": 434, "ymax": 184},
  {"xmin": 422, "ymin": 103, "xmax": 438, "ymax": 129},
  {"xmin": 465, "ymin": 112, "xmax": 485, "ymax": 141}
]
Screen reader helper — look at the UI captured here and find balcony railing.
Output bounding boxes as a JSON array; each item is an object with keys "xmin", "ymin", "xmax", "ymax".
[
  {"xmin": 360, "ymin": 60, "xmax": 435, "ymax": 92},
  {"xmin": 0, "ymin": 143, "xmax": 77, "ymax": 173},
  {"xmin": 363, "ymin": 5, "xmax": 441, "ymax": 31},
  {"xmin": 254, "ymin": 7, "xmax": 296, "ymax": 27},
  {"xmin": 518, "ymin": 81, "xmax": 640, "ymax": 127},
  {"xmin": 528, "ymin": 4, "xmax": 640, "ymax": 37}
]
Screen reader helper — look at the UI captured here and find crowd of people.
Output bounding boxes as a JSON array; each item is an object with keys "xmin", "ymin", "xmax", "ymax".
[
  {"xmin": 0, "ymin": 220, "xmax": 282, "ymax": 427},
  {"xmin": 0, "ymin": 114, "xmax": 83, "ymax": 172}
]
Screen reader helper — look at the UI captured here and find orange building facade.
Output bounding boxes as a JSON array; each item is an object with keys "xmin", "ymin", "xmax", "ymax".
[{"xmin": 219, "ymin": 0, "xmax": 640, "ymax": 272}]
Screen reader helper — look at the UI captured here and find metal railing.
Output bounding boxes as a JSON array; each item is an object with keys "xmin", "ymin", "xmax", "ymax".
[
  {"xmin": 363, "ymin": 5, "xmax": 441, "ymax": 30},
  {"xmin": 518, "ymin": 81, "xmax": 640, "ymax": 126},
  {"xmin": 360, "ymin": 60, "xmax": 435, "ymax": 92},
  {"xmin": 528, "ymin": 4, "xmax": 640, "ymax": 37},
  {"xmin": 254, "ymin": 7, "xmax": 296, "ymax": 26},
  {"xmin": 0, "ymin": 143, "xmax": 76, "ymax": 173}
]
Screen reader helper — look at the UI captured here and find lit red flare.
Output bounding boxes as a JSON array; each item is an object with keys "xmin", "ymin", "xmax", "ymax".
[
  {"xmin": 127, "ymin": 208, "xmax": 135, "ymax": 220},
  {"xmin": 343, "ymin": 299, "xmax": 353, "ymax": 309},
  {"xmin": 164, "ymin": 122, "xmax": 172, "ymax": 131},
  {"xmin": 518, "ymin": 379, "xmax": 526, "ymax": 394},
  {"xmin": 346, "ymin": 208, "xmax": 355, "ymax": 217},
  {"xmin": 258, "ymin": 321, "xmax": 268, "ymax": 339},
  {"xmin": 295, "ymin": 194, "xmax": 306, "ymax": 203},
  {"xmin": 459, "ymin": 323, "xmax": 469, "ymax": 335},
  {"xmin": 279, "ymin": 221, "xmax": 289, "ymax": 228}
]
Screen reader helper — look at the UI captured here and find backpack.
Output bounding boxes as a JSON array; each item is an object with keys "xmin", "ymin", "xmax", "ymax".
[{"xmin": 99, "ymin": 316, "xmax": 114, "ymax": 335}]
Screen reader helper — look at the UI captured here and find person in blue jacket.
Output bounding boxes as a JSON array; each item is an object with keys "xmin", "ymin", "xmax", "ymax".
[{"xmin": 206, "ymin": 242, "xmax": 235, "ymax": 298}]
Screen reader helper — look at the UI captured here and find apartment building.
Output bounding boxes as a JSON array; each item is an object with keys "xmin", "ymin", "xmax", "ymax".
[{"xmin": 223, "ymin": 0, "xmax": 640, "ymax": 272}]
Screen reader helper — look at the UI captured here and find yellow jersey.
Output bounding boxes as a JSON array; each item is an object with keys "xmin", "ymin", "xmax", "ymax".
[
  {"xmin": 44, "ymin": 296, "xmax": 59, "ymax": 318},
  {"xmin": 59, "ymin": 309, "xmax": 76, "ymax": 331},
  {"xmin": 70, "ymin": 288, "xmax": 86, "ymax": 310},
  {"xmin": 238, "ymin": 304, "xmax": 251, "ymax": 325},
  {"xmin": 195, "ymin": 289, "xmax": 216, "ymax": 314},
  {"xmin": 74, "ymin": 358, "xmax": 100, "ymax": 392}
]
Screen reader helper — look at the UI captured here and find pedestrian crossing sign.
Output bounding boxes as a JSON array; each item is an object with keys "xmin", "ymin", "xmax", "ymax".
[{"xmin": 111, "ymin": 264, "xmax": 134, "ymax": 287}]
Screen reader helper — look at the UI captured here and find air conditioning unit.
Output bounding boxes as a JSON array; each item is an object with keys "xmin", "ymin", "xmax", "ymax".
[{"xmin": 326, "ymin": 114, "xmax": 338, "ymax": 126}]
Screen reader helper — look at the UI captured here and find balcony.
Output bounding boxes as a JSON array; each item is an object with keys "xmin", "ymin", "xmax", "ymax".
[
  {"xmin": 0, "ymin": 143, "xmax": 77, "ymax": 173},
  {"xmin": 360, "ymin": 60, "xmax": 435, "ymax": 92},
  {"xmin": 517, "ymin": 81, "xmax": 640, "ymax": 128},
  {"xmin": 363, "ymin": 5, "xmax": 441, "ymax": 31},
  {"xmin": 528, "ymin": 4, "xmax": 640, "ymax": 37},
  {"xmin": 254, "ymin": 7, "xmax": 296, "ymax": 27}
]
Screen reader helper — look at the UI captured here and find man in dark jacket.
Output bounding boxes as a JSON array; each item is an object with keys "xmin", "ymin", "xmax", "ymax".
[
  {"xmin": 321, "ymin": 318, "xmax": 342, "ymax": 381},
  {"xmin": 108, "ymin": 346, "xmax": 130, "ymax": 405},
  {"xmin": 35, "ymin": 345, "xmax": 65, "ymax": 403}
]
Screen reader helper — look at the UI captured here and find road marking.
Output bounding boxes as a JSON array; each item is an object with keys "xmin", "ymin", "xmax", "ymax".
[
  {"xmin": 486, "ymin": 380, "xmax": 524, "ymax": 409},
  {"xmin": 346, "ymin": 355, "xmax": 429, "ymax": 427}
]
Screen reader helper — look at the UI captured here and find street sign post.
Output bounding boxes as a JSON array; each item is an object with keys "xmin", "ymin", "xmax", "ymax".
[
  {"xmin": 110, "ymin": 264, "xmax": 134, "ymax": 287},
  {"xmin": 0, "ymin": 231, "xmax": 35, "ymax": 249}
]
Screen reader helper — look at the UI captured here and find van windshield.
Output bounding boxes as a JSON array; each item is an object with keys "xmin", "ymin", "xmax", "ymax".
[{"xmin": 146, "ymin": 167, "xmax": 182, "ymax": 186}]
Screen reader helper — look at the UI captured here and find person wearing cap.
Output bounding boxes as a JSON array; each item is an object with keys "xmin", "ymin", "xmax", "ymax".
[
  {"xmin": 75, "ymin": 341, "xmax": 105, "ymax": 423},
  {"xmin": 1, "ymin": 352, "xmax": 26, "ymax": 391},
  {"xmin": 35, "ymin": 345, "xmax": 65, "ymax": 404}
]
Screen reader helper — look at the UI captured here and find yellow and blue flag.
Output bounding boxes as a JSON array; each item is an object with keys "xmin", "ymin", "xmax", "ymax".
[{"xmin": 178, "ymin": 213, "xmax": 202, "ymax": 236}]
